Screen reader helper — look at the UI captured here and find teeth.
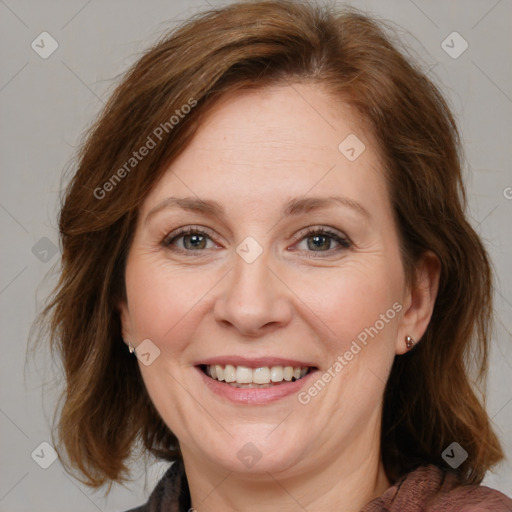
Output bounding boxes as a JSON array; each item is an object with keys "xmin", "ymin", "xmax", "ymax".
[
  {"xmin": 283, "ymin": 366, "xmax": 293, "ymax": 381},
  {"xmin": 204, "ymin": 364, "xmax": 310, "ymax": 385},
  {"xmin": 270, "ymin": 366, "xmax": 283, "ymax": 382},
  {"xmin": 236, "ymin": 366, "xmax": 253, "ymax": 384},
  {"xmin": 253, "ymin": 367, "xmax": 270, "ymax": 384},
  {"xmin": 215, "ymin": 364, "xmax": 224, "ymax": 381},
  {"xmin": 224, "ymin": 364, "xmax": 236, "ymax": 383}
]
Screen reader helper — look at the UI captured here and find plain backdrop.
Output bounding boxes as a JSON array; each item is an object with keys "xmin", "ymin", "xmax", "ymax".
[{"xmin": 0, "ymin": 0, "xmax": 511, "ymax": 510}]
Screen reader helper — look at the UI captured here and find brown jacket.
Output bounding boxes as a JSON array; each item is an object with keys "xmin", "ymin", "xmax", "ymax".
[{"xmin": 127, "ymin": 458, "xmax": 512, "ymax": 511}]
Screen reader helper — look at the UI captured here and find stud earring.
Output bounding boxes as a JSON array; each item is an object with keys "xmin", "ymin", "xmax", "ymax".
[
  {"xmin": 405, "ymin": 335, "xmax": 415, "ymax": 349},
  {"xmin": 128, "ymin": 343, "xmax": 136, "ymax": 355}
]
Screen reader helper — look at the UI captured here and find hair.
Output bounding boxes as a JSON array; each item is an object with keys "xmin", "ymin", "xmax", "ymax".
[{"xmin": 35, "ymin": 0, "xmax": 503, "ymax": 489}]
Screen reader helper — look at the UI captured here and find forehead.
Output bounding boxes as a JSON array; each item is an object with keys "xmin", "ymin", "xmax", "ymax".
[{"xmin": 139, "ymin": 84, "xmax": 388, "ymax": 219}]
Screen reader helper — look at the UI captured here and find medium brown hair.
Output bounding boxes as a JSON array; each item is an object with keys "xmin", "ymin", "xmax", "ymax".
[{"xmin": 35, "ymin": 0, "xmax": 503, "ymax": 488}]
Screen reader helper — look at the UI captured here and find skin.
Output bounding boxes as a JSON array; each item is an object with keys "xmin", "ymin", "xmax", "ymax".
[{"xmin": 118, "ymin": 83, "xmax": 440, "ymax": 512}]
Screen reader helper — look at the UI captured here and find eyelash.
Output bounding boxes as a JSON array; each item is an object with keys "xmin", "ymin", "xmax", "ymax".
[{"xmin": 162, "ymin": 225, "xmax": 352, "ymax": 257}]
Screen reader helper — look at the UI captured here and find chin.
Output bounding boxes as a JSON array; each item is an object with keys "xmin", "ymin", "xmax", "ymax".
[{"xmin": 200, "ymin": 428, "xmax": 309, "ymax": 476}]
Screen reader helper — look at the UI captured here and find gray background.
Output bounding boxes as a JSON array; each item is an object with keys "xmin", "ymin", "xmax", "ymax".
[{"xmin": 0, "ymin": 0, "xmax": 511, "ymax": 510}]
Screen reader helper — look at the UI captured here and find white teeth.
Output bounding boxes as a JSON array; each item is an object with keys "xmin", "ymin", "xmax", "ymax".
[
  {"xmin": 215, "ymin": 364, "xmax": 225, "ymax": 381},
  {"xmin": 253, "ymin": 367, "xmax": 271, "ymax": 384},
  {"xmin": 224, "ymin": 364, "xmax": 236, "ymax": 383},
  {"xmin": 236, "ymin": 366, "xmax": 253, "ymax": 384},
  {"xmin": 204, "ymin": 364, "xmax": 311, "ymax": 385},
  {"xmin": 283, "ymin": 366, "xmax": 294, "ymax": 381},
  {"xmin": 270, "ymin": 366, "xmax": 284, "ymax": 382}
]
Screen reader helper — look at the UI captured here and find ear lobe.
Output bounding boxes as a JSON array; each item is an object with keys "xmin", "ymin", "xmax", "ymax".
[{"xmin": 396, "ymin": 251, "xmax": 441, "ymax": 354}]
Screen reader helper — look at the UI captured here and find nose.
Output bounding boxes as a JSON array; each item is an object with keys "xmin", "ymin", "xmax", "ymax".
[{"xmin": 213, "ymin": 251, "xmax": 293, "ymax": 337}]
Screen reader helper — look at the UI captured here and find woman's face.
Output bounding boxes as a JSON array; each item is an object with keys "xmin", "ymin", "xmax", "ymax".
[{"xmin": 119, "ymin": 84, "xmax": 416, "ymax": 477}]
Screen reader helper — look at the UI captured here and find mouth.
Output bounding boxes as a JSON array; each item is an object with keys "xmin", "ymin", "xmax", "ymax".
[{"xmin": 198, "ymin": 364, "xmax": 317, "ymax": 388}]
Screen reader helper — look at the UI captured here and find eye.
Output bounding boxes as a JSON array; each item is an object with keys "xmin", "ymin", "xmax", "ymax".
[
  {"xmin": 162, "ymin": 226, "xmax": 218, "ymax": 252},
  {"xmin": 293, "ymin": 227, "xmax": 352, "ymax": 255},
  {"xmin": 161, "ymin": 225, "xmax": 352, "ymax": 256}
]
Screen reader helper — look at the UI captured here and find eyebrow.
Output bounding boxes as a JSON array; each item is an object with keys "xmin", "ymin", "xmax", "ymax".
[{"xmin": 144, "ymin": 195, "xmax": 370, "ymax": 225}]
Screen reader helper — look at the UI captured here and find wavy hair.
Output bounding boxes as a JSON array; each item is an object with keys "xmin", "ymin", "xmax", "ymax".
[{"xmin": 34, "ymin": 0, "xmax": 503, "ymax": 487}]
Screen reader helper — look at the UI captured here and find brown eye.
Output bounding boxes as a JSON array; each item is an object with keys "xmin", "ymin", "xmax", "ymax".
[
  {"xmin": 294, "ymin": 228, "xmax": 352, "ymax": 255},
  {"xmin": 162, "ymin": 227, "xmax": 217, "ymax": 252},
  {"xmin": 182, "ymin": 233, "xmax": 208, "ymax": 250},
  {"xmin": 307, "ymin": 234, "xmax": 333, "ymax": 251}
]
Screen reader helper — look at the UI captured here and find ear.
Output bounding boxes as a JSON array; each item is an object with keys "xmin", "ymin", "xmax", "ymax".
[
  {"xmin": 117, "ymin": 300, "xmax": 134, "ymax": 348},
  {"xmin": 396, "ymin": 250, "xmax": 440, "ymax": 355}
]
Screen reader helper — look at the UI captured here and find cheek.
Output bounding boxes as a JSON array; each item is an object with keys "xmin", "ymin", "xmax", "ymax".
[
  {"xmin": 297, "ymin": 260, "xmax": 402, "ymax": 355},
  {"xmin": 124, "ymin": 255, "xmax": 222, "ymax": 354},
  {"xmin": 305, "ymin": 262, "xmax": 402, "ymax": 411}
]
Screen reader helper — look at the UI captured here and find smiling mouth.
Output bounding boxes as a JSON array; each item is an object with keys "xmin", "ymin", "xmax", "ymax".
[{"xmin": 199, "ymin": 364, "xmax": 316, "ymax": 388}]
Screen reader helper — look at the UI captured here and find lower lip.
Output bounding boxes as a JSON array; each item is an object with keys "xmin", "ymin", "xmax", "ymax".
[{"xmin": 196, "ymin": 367, "xmax": 318, "ymax": 405}]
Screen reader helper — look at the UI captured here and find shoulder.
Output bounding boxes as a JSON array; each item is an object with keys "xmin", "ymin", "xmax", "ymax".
[
  {"xmin": 124, "ymin": 458, "xmax": 190, "ymax": 512},
  {"xmin": 362, "ymin": 465, "xmax": 512, "ymax": 512}
]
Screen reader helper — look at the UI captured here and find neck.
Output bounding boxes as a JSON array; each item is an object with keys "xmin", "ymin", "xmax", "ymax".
[{"xmin": 182, "ymin": 419, "xmax": 391, "ymax": 512}]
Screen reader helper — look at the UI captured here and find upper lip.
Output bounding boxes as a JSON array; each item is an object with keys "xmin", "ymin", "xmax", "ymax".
[{"xmin": 194, "ymin": 356, "xmax": 316, "ymax": 368}]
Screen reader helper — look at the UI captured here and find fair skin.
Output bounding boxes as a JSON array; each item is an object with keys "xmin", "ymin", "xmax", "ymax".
[{"xmin": 118, "ymin": 83, "xmax": 440, "ymax": 512}]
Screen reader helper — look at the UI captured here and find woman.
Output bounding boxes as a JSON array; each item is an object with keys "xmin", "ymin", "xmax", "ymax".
[{"xmin": 39, "ymin": 1, "xmax": 512, "ymax": 510}]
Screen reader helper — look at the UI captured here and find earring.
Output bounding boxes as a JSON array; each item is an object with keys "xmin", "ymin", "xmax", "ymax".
[
  {"xmin": 128, "ymin": 343, "xmax": 136, "ymax": 355},
  {"xmin": 405, "ymin": 335, "xmax": 415, "ymax": 349}
]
